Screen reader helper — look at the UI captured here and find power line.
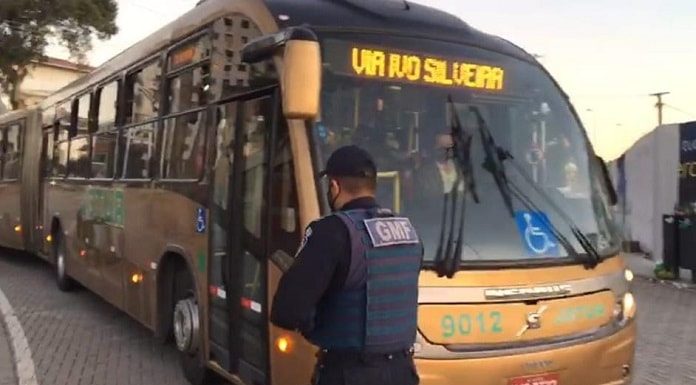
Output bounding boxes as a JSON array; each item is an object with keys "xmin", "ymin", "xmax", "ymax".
[{"xmin": 665, "ymin": 104, "xmax": 696, "ymax": 119}]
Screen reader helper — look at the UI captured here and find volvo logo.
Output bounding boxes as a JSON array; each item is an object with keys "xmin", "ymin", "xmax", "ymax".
[
  {"xmin": 526, "ymin": 311, "xmax": 542, "ymax": 329},
  {"xmin": 517, "ymin": 305, "xmax": 548, "ymax": 337},
  {"xmin": 484, "ymin": 284, "xmax": 572, "ymax": 300}
]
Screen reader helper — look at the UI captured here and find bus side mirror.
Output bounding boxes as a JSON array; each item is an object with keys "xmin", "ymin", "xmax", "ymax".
[
  {"xmin": 596, "ymin": 155, "xmax": 618, "ymax": 206},
  {"xmin": 242, "ymin": 27, "xmax": 321, "ymax": 120},
  {"xmin": 281, "ymin": 38, "xmax": 321, "ymax": 120}
]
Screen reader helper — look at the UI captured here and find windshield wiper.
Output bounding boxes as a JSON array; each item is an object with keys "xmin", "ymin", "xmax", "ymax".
[
  {"xmin": 468, "ymin": 106, "xmax": 600, "ymax": 268},
  {"xmin": 434, "ymin": 96, "xmax": 479, "ymax": 278},
  {"xmin": 470, "ymin": 107, "xmax": 514, "ymax": 217}
]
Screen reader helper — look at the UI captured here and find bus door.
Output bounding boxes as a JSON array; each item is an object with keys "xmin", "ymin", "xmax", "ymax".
[{"xmin": 209, "ymin": 88, "xmax": 277, "ymax": 384}]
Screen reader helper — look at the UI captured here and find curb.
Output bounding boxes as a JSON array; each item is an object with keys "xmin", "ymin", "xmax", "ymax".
[
  {"xmin": 0, "ymin": 318, "xmax": 17, "ymax": 385},
  {"xmin": 623, "ymin": 253, "xmax": 696, "ymax": 289}
]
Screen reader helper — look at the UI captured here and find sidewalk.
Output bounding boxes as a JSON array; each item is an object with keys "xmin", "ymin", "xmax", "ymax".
[
  {"xmin": 623, "ymin": 252, "xmax": 695, "ymax": 288},
  {"xmin": 0, "ymin": 319, "xmax": 16, "ymax": 385}
]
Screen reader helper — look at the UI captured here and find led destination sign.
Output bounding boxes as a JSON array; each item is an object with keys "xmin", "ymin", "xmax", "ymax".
[{"xmin": 350, "ymin": 46, "xmax": 505, "ymax": 91}]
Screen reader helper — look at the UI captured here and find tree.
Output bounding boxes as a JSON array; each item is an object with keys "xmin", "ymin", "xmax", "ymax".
[{"xmin": 0, "ymin": 0, "xmax": 118, "ymax": 109}]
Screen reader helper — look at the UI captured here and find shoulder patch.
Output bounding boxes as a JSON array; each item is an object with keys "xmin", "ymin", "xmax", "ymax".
[
  {"xmin": 294, "ymin": 226, "xmax": 313, "ymax": 258},
  {"xmin": 363, "ymin": 217, "xmax": 419, "ymax": 247}
]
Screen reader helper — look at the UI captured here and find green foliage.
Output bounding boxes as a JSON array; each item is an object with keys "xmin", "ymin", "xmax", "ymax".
[
  {"xmin": 0, "ymin": 0, "xmax": 118, "ymax": 109},
  {"xmin": 654, "ymin": 263, "xmax": 676, "ymax": 280}
]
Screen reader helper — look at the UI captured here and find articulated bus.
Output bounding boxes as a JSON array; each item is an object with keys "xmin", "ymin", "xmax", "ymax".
[{"xmin": 0, "ymin": 0, "xmax": 636, "ymax": 384}]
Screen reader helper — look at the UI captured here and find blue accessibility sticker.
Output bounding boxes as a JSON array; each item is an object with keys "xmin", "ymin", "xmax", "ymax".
[
  {"xmin": 514, "ymin": 211, "xmax": 559, "ymax": 257},
  {"xmin": 364, "ymin": 217, "xmax": 419, "ymax": 248},
  {"xmin": 195, "ymin": 207, "xmax": 207, "ymax": 234}
]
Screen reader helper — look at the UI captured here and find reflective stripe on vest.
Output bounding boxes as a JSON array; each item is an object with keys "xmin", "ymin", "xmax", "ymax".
[{"xmin": 307, "ymin": 208, "xmax": 422, "ymax": 352}]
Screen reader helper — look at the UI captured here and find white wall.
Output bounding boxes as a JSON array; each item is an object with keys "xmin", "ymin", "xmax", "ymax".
[
  {"xmin": 622, "ymin": 124, "xmax": 680, "ymax": 260},
  {"xmin": 20, "ymin": 64, "xmax": 87, "ymax": 106}
]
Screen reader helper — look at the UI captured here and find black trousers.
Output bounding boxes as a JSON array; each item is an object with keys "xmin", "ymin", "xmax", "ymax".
[{"xmin": 311, "ymin": 350, "xmax": 420, "ymax": 385}]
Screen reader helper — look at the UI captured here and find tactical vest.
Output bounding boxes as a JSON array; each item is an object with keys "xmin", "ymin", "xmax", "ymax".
[{"xmin": 307, "ymin": 208, "xmax": 423, "ymax": 353}]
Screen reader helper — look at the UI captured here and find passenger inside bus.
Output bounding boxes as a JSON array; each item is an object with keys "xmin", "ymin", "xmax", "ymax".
[{"xmin": 315, "ymin": 75, "xmax": 618, "ymax": 262}]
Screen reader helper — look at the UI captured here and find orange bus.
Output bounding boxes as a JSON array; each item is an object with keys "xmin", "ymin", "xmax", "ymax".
[{"xmin": 0, "ymin": 0, "xmax": 636, "ymax": 384}]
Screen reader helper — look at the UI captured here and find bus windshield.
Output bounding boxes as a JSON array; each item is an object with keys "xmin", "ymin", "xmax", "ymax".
[{"xmin": 313, "ymin": 33, "xmax": 619, "ymax": 265}]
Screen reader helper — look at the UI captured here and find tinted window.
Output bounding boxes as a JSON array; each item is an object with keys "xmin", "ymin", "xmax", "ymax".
[
  {"xmin": 160, "ymin": 111, "xmax": 206, "ymax": 179},
  {"xmin": 97, "ymin": 82, "xmax": 119, "ymax": 132},
  {"xmin": 121, "ymin": 123, "xmax": 155, "ymax": 179},
  {"xmin": 3, "ymin": 123, "xmax": 22, "ymax": 180},
  {"xmin": 126, "ymin": 61, "xmax": 161, "ymax": 124},
  {"xmin": 68, "ymin": 136, "xmax": 90, "ymax": 178}
]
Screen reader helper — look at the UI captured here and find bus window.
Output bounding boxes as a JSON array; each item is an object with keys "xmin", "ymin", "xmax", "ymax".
[
  {"xmin": 96, "ymin": 81, "xmax": 119, "ymax": 131},
  {"xmin": 67, "ymin": 136, "xmax": 90, "ymax": 179},
  {"xmin": 91, "ymin": 132, "xmax": 117, "ymax": 179},
  {"xmin": 240, "ymin": 99, "xmax": 268, "ymax": 238},
  {"xmin": 168, "ymin": 35, "xmax": 211, "ymax": 71},
  {"xmin": 211, "ymin": 101, "xmax": 237, "ymax": 257},
  {"xmin": 124, "ymin": 61, "xmax": 161, "ymax": 124},
  {"xmin": 269, "ymin": 116, "xmax": 300, "ymax": 256},
  {"xmin": 42, "ymin": 130, "xmax": 54, "ymax": 178},
  {"xmin": 3, "ymin": 122, "xmax": 22, "ymax": 180},
  {"xmin": 121, "ymin": 123, "xmax": 155, "ymax": 179},
  {"xmin": 53, "ymin": 139, "xmax": 69, "ymax": 178},
  {"xmin": 76, "ymin": 93, "xmax": 91, "ymax": 136},
  {"xmin": 0, "ymin": 126, "xmax": 5, "ymax": 180},
  {"xmin": 92, "ymin": 81, "xmax": 120, "ymax": 179},
  {"xmin": 160, "ymin": 110, "xmax": 206, "ymax": 180},
  {"xmin": 167, "ymin": 65, "xmax": 210, "ymax": 113}
]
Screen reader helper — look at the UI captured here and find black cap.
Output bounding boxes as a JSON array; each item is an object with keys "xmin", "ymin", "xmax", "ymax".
[{"xmin": 319, "ymin": 145, "xmax": 377, "ymax": 178}]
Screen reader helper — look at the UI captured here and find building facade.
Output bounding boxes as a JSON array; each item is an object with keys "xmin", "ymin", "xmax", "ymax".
[{"xmin": 1, "ymin": 57, "xmax": 93, "ymax": 109}]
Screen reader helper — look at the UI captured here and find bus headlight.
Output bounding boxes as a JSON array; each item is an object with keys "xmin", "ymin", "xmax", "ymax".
[
  {"xmin": 624, "ymin": 269, "xmax": 634, "ymax": 282},
  {"xmin": 622, "ymin": 292, "xmax": 636, "ymax": 319},
  {"xmin": 614, "ymin": 292, "xmax": 636, "ymax": 323}
]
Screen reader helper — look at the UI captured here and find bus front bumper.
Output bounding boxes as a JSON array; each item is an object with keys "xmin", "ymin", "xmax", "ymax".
[{"xmin": 415, "ymin": 321, "xmax": 636, "ymax": 385}]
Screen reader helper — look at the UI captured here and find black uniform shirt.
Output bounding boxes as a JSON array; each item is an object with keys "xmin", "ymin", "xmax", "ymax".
[{"xmin": 270, "ymin": 196, "xmax": 379, "ymax": 334}]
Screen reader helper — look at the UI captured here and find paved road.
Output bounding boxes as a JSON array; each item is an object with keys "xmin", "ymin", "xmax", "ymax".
[
  {"xmin": 0, "ymin": 250, "xmax": 189, "ymax": 385},
  {"xmin": 1, "ymin": 249, "xmax": 696, "ymax": 385},
  {"xmin": 632, "ymin": 277, "xmax": 696, "ymax": 385}
]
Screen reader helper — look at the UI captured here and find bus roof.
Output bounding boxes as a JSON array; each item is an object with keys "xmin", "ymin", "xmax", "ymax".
[
  {"xmin": 36, "ymin": 0, "xmax": 534, "ymax": 112},
  {"xmin": 265, "ymin": 0, "xmax": 533, "ymax": 61}
]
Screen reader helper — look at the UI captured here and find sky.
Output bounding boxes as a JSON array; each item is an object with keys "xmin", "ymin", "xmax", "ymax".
[{"xmin": 47, "ymin": 0, "xmax": 696, "ymax": 160}]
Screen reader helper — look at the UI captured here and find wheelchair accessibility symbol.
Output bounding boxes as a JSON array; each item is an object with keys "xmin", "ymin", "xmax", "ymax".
[
  {"xmin": 514, "ymin": 211, "xmax": 559, "ymax": 257},
  {"xmin": 195, "ymin": 207, "xmax": 207, "ymax": 234}
]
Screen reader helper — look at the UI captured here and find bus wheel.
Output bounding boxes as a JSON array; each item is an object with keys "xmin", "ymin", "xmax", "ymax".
[
  {"xmin": 173, "ymin": 270, "xmax": 210, "ymax": 385},
  {"xmin": 53, "ymin": 234, "xmax": 74, "ymax": 292}
]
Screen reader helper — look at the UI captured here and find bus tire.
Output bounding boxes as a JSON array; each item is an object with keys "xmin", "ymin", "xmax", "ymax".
[
  {"xmin": 53, "ymin": 233, "xmax": 75, "ymax": 292},
  {"xmin": 173, "ymin": 267, "xmax": 211, "ymax": 385}
]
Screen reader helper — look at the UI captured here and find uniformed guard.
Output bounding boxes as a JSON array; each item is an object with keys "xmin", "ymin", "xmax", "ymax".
[{"xmin": 271, "ymin": 145, "xmax": 423, "ymax": 385}]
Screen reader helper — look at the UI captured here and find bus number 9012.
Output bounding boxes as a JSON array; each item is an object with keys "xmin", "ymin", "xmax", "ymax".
[{"xmin": 441, "ymin": 311, "xmax": 503, "ymax": 338}]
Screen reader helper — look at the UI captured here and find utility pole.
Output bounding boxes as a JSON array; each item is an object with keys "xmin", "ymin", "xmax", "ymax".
[{"xmin": 650, "ymin": 92, "xmax": 670, "ymax": 126}]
